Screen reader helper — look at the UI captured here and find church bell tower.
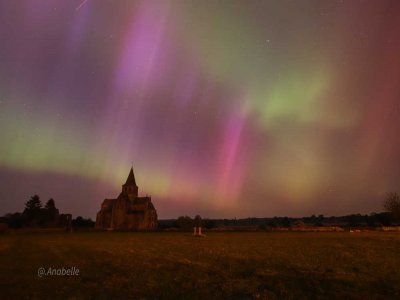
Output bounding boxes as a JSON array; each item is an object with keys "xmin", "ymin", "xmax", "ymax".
[{"xmin": 122, "ymin": 167, "xmax": 138, "ymax": 200}]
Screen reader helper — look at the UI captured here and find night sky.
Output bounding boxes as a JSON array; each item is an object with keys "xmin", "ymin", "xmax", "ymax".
[{"xmin": 0, "ymin": 0, "xmax": 399, "ymax": 219}]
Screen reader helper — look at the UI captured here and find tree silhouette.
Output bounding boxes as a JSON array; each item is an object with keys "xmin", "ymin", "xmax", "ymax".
[
  {"xmin": 23, "ymin": 195, "xmax": 42, "ymax": 226},
  {"xmin": 384, "ymin": 192, "xmax": 400, "ymax": 220},
  {"xmin": 44, "ymin": 198, "xmax": 59, "ymax": 224},
  {"xmin": 194, "ymin": 215, "xmax": 202, "ymax": 227},
  {"xmin": 45, "ymin": 198, "xmax": 55, "ymax": 209},
  {"xmin": 24, "ymin": 195, "xmax": 42, "ymax": 211}
]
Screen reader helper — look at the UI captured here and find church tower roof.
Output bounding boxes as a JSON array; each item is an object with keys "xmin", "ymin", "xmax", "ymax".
[{"xmin": 123, "ymin": 167, "xmax": 137, "ymax": 186}]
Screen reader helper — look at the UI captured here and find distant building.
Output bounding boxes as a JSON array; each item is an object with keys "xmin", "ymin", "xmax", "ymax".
[{"xmin": 95, "ymin": 167, "xmax": 158, "ymax": 230}]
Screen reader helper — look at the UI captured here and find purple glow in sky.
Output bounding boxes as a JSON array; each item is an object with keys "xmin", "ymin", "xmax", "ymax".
[{"xmin": 0, "ymin": 0, "xmax": 399, "ymax": 219}]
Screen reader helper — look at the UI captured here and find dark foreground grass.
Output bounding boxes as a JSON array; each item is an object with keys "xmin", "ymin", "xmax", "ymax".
[{"xmin": 0, "ymin": 231, "xmax": 399, "ymax": 299}]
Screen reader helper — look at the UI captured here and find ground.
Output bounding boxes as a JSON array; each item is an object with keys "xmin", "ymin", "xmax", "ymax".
[{"xmin": 0, "ymin": 231, "xmax": 399, "ymax": 299}]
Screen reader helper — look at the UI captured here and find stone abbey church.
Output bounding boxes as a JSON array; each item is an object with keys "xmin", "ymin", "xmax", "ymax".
[{"xmin": 95, "ymin": 167, "xmax": 158, "ymax": 230}]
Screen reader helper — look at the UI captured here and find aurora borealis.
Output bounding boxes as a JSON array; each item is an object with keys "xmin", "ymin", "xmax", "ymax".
[{"xmin": 0, "ymin": 0, "xmax": 399, "ymax": 219}]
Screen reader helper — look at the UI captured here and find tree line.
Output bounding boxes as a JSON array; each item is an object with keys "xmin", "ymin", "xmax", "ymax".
[
  {"xmin": 159, "ymin": 192, "xmax": 400, "ymax": 229},
  {"xmin": 1, "ymin": 194, "xmax": 94, "ymax": 229}
]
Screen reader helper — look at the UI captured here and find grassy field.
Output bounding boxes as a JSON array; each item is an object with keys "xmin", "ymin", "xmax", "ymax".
[{"xmin": 0, "ymin": 231, "xmax": 399, "ymax": 299}]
